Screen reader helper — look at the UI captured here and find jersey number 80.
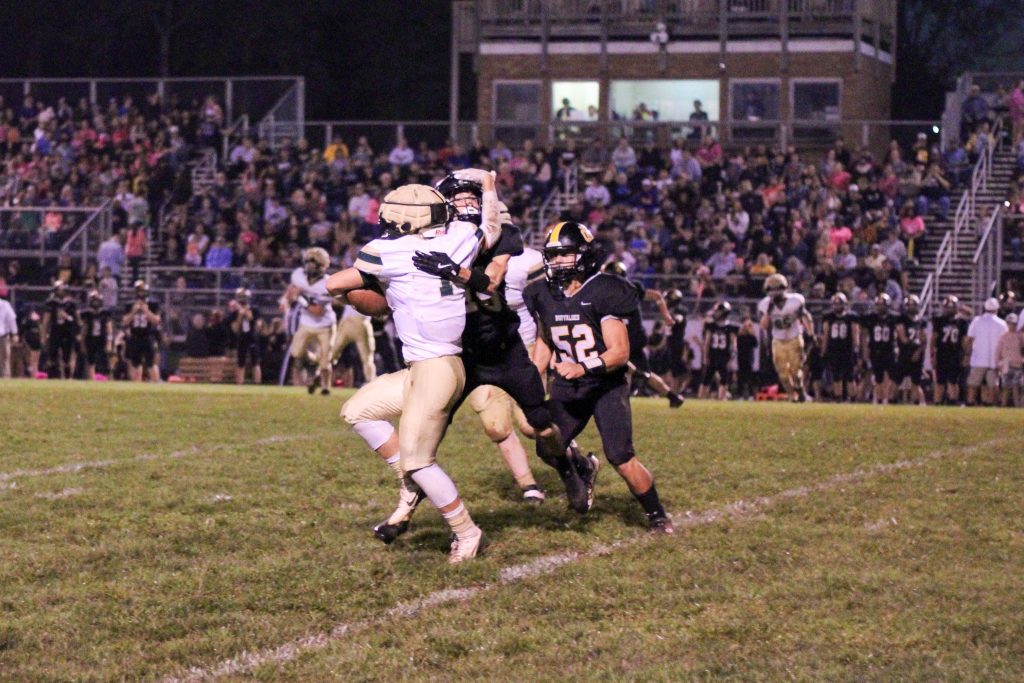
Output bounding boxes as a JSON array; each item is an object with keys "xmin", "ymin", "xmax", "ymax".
[{"xmin": 550, "ymin": 324, "xmax": 598, "ymax": 363}]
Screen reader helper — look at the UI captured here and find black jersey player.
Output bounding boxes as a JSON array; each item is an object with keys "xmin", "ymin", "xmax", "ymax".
[
  {"xmin": 122, "ymin": 280, "xmax": 161, "ymax": 382},
  {"xmin": 524, "ymin": 221, "xmax": 673, "ymax": 534},
  {"xmin": 41, "ymin": 281, "xmax": 80, "ymax": 378},
  {"xmin": 895, "ymin": 294, "xmax": 928, "ymax": 405},
  {"xmin": 79, "ymin": 290, "xmax": 112, "ymax": 379},
  {"xmin": 228, "ymin": 287, "xmax": 263, "ymax": 385},
  {"xmin": 930, "ymin": 295, "xmax": 969, "ymax": 405},
  {"xmin": 699, "ymin": 301, "xmax": 737, "ymax": 400},
  {"xmin": 820, "ymin": 292, "xmax": 859, "ymax": 402},
  {"xmin": 860, "ymin": 293, "xmax": 898, "ymax": 404}
]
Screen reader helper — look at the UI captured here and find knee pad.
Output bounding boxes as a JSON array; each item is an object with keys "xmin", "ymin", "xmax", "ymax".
[{"xmin": 351, "ymin": 419, "xmax": 394, "ymax": 451}]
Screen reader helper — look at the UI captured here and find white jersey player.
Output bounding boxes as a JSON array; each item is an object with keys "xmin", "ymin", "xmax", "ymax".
[
  {"xmin": 330, "ymin": 303, "xmax": 376, "ymax": 386},
  {"xmin": 757, "ymin": 273, "xmax": 814, "ymax": 402},
  {"xmin": 283, "ymin": 247, "xmax": 337, "ymax": 394},
  {"xmin": 505, "ymin": 246, "xmax": 544, "ymax": 349},
  {"xmin": 327, "ymin": 173, "xmax": 501, "ymax": 563}
]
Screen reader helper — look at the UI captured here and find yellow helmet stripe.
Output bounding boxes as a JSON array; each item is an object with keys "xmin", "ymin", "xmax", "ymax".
[{"xmin": 546, "ymin": 222, "xmax": 566, "ymax": 247}]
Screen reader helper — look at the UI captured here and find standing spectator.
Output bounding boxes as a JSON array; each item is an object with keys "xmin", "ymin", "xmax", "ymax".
[
  {"xmin": 98, "ymin": 266, "xmax": 119, "ymax": 311},
  {"xmin": 124, "ymin": 220, "xmax": 147, "ymax": 283},
  {"xmin": 898, "ymin": 204, "xmax": 925, "ymax": 264},
  {"xmin": 961, "ymin": 85, "xmax": 990, "ymax": 140},
  {"xmin": 996, "ymin": 313, "xmax": 1022, "ymax": 407},
  {"xmin": 1010, "ymin": 79, "xmax": 1024, "ymax": 144},
  {"xmin": 964, "ymin": 298, "xmax": 1008, "ymax": 406},
  {"xmin": 204, "ymin": 236, "xmax": 233, "ymax": 269},
  {"xmin": 184, "ymin": 313, "xmax": 210, "ymax": 358},
  {"xmin": 0, "ymin": 291, "xmax": 16, "ymax": 378},
  {"xmin": 687, "ymin": 100, "xmax": 709, "ymax": 141},
  {"xmin": 97, "ymin": 230, "xmax": 125, "ymax": 281}
]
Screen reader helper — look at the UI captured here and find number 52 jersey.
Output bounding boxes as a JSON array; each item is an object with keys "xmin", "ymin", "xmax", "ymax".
[{"xmin": 524, "ymin": 272, "xmax": 639, "ymax": 398}]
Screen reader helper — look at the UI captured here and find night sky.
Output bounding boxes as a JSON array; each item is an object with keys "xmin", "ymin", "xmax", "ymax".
[{"xmin": 0, "ymin": 1, "xmax": 1020, "ymax": 122}]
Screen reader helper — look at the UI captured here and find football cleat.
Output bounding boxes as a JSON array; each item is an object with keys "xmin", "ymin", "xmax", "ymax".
[
  {"xmin": 320, "ymin": 388, "xmax": 330, "ymax": 396},
  {"xmin": 373, "ymin": 486, "xmax": 426, "ymax": 544},
  {"xmin": 522, "ymin": 484, "xmax": 546, "ymax": 504},
  {"xmin": 578, "ymin": 452, "xmax": 600, "ymax": 512},
  {"xmin": 373, "ymin": 519, "xmax": 409, "ymax": 545},
  {"xmin": 668, "ymin": 392, "xmax": 685, "ymax": 409},
  {"xmin": 648, "ymin": 513, "xmax": 675, "ymax": 535},
  {"xmin": 448, "ymin": 525, "xmax": 484, "ymax": 564}
]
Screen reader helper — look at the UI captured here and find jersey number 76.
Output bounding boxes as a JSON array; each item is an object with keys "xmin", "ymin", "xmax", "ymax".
[{"xmin": 550, "ymin": 324, "xmax": 598, "ymax": 363}]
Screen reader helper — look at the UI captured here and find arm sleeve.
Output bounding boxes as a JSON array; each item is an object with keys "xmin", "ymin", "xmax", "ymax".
[{"xmin": 479, "ymin": 190, "xmax": 501, "ymax": 249}]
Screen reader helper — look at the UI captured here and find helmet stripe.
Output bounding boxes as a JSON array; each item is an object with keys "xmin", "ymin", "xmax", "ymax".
[{"xmin": 547, "ymin": 222, "xmax": 565, "ymax": 247}]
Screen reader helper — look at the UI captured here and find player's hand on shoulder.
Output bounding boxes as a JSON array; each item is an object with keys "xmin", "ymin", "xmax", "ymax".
[
  {"xmin": 555, "ymin": 360, "xmax": 585, "ymax": 380},
  {"xmin": 413, "ymin": 251, "xmax": 460, "ymax": 281}
]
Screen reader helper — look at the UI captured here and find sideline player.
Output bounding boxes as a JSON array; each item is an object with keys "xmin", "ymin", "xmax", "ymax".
[
  {"xmin": 930, "ymin": 295, "xmax": 968, "ymax": 405},
  {"xmin": 757, "ymin": 273, "xmax": 814, "ymax": 402},
  {"xmin": 122, "ymin": 281, "xmax": 161, "ymax": 382},
  {"xmin": 282, "ymin": 247, "xmax": 336, "ymax": 395},
  {"xmin": 820, "ymin": 292, "xmax": 859, "ymax": 402},
  {"xmin": 699, "ymin": 301, "xmax": 737, "ymax": 400},
  {"xmin": 894, "ymin": 294, "xmax": 927, "ymax": 406},
  {"xmin": 525, "ymin": 221, "xmax": 674, "ymax": 534},
  {"xmin": 861, "ymin": 293, "xmax": 898, "ymax": 405},
  {"xmin": 228, "ymin": 288, "xmax": 262, "ymax": 385},
  {"xmin": 601, "ymin": 262, "xmax": 685, "ymax": 408},
  {"xmin": 328, "ymin": 178, "xmax": 499, "ymax": 562},
  {"xmin": 41, "ymin": 281, "xmax": 79, "ymax": 378},
  {"xmin": 79, "ymin": 290, "xmax": 113, "ymax": 380}
]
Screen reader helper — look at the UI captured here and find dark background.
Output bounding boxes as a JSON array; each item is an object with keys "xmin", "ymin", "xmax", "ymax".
[{"xmin": 0, "ymin": 0, "xmax": 1020, "ymax": 122}]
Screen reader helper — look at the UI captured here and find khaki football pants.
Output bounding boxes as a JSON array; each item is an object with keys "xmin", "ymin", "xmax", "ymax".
[
  {"xmin": 341, "ymin": 355, "xmax": 465, "ymax": 472},
  {"xmin": 290, "ymin": 325, "xmax": 332, "ymax": 372},
  {"xmin": 771, "ymin": 336, "xmax": 805, "ymax": 393},
  {"xmin": 468, "ymin": 341, "xmax": 537, "ymax": 441},
  {"xmin": 330, "ymin": 315, "xmax": 376, "ymax": 382}
]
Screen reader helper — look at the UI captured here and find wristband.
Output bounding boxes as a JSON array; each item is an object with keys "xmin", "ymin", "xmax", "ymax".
[
  {"xmin": 582, "ymin": 356, "xmax": 607, "ymax": 375},
  {"xmin": 464, "ymin": 268, "xmax": 491, "ymax": 293}
]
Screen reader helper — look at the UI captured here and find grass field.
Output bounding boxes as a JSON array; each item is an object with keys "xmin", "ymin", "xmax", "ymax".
[{"xmin": 1, "ymin": 380, "xmax": 1022, "ymax": 681}]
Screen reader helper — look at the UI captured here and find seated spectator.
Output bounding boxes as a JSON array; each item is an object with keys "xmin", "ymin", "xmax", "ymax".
[
  {"xmin": 387, "ymin": 138, "xmax": 414, "ymax": 167},
  {"xmin": 611, "ymin": 137, "xmax": 637, "ymax": 172},
  {"xmin": 185, "ymin": 314, "xmax": 210, "ymax": 358},
  {"xmin": 916, "ymin": 163, "xmax": 951, "ymax": 220},
  {"xmin": 706, "ymin": 241, "xmax": 737, "ymax": 281},
  {"xmin": 204, "ymin": 236, "xmax": 233, "ymax": 269},
  {"xmin": 961, "ymin": 84, "xmax": 990, "ymax": 140}
]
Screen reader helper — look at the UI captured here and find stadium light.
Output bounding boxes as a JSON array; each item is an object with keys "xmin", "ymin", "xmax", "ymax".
[{"xmin": 932, "ymin": 125, "xmax": 940, "ymax": 134}]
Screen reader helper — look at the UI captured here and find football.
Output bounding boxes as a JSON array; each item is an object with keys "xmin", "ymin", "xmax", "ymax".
[{"xmin": 346, "ymin": 288, "xmax": 390, "ymax": 317}]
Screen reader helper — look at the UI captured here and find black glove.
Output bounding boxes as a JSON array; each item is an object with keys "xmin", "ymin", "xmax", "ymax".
[{"xmin": 413, "ymin": 251, "xmax": 460, "ymax": 281}]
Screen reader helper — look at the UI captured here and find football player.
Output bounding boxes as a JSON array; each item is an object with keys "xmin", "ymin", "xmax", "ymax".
[
  {"xmin": 820, "ymin": 292, "xmax": 860, "ymax": 402},
  {"xmin": 699, "ymin": 301, "xmax": 737, "ymax": 400},
  {"xmin": 328, "ymin": 177, "xmax": 501, "ymax": 563},
  {"xmin": 329, "ymin": 299, "xmax": 376, "ymax": 387},
  {"xmin": 41, "ymin": 280, "xmax": 80, "ymax": 379},
  {"xmin": 228, "ymin": 288, "xmax": 263, "ymax": 385},
  {"xmin": 860, "ymin": 293, "xmax": 898, "ymax": 405},
  {"xmin": 894, "ymin": 294, "xmax": 927, "ymax": 405},
  {"xmin": 79, "ymin": 289, "xmax": 112, "ymax": 380},
  {"xmin": 525, "ymin": 221, "xmax": 674, "ymax": 534},
  {"xmin": 930, "ymin": 295, "xmax": 968, "ymax": 405},
  {"xmin": 282, "ymin": 247, "xmax": 337, "ymax": 395},
  {"xmin": 757, "ymin": 274, "xmax": 814, "ymax": 402},
  {"xmin": 414, "ymin": 187, "xmax": 587, "ymax": 512},
  {"xmin": 601, "ymin": 262, "xmax": 685, "ymax": 408},
  {"xmin": 122, "ymin": 281, "xmax": 161, "ymax": 382}
]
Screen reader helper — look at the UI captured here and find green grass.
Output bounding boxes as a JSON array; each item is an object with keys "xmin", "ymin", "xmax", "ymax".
[{"xmin": 0, "ymin": 380, "xmax": 1021, "ymax": 681}]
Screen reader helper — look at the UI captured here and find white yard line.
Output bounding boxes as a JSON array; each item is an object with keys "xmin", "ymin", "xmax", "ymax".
[
  {"xmin": 162, "ymin": 437, "xmax": 1002, "ymax": 683},
  {"xmin": 0, "ymin": 434, "xmax": 317, "ymax": 486}
]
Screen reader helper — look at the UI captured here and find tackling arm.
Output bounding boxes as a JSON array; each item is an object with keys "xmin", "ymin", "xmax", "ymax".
[{"xmin": 645, "ymin": 288, "xmax": 674, "ymax": 326}]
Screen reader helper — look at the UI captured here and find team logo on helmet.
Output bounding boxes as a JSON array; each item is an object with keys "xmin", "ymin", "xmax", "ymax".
[{"xmin": 542, "ymin": 221, "xmax": 601, "ymax": 288}]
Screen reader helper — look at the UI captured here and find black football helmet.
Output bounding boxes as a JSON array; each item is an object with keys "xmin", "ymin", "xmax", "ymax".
[
  {"xmin": 830, "ymin": 291, "xmax": 848, "ymax": 313},
  {"xmin": 435, "ymin": 174, "xmax": 482, "ymax": 225},
  {"xmin": 942, "ymin": 294, "xmax": 959, "ymax": 316},
  {"xmin": 87, "ymin": 289, "xmax": 102, "ymax": 308},
  {"xmin": 235, "ymin": 287, "xmax": 251, "ymax": 305},
  {"xmin": 711, "ymin": 301, "xmax": 731, "ymax": 321},
  {"xmin": 542, "ymin": 221, "xmax": 602, "ymax": 288},
  {"xmin": 133, "ymin": 280, "xmax": 150, "ymax": 298},
  {"xmin": 602, "ymin": 261, "xmax": 629, "ymax": 278},
  {"xmin": 664, "ymin": 288, "xmax": 683, "ymax": 304},
  {"xmin": 874, "ymin": 292, "xmax": 891, "ymax": 314},
  {"xmin": 904, "ymin": 294, "xmax": 920, "ymax": 316}
]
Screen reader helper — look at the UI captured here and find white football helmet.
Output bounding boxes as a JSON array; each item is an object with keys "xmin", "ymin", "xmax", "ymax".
[{"xmin": 379, "ymin": 184, "xmax": 454, "ymax": 235}]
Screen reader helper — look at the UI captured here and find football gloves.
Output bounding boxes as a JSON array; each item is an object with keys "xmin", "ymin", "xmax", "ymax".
[{"xmin": 413, "ymin": 251, "xmax": 460, "ymax": 281}]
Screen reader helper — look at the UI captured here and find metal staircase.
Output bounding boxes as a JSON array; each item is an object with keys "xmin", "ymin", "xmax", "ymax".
[
  {"xmin": 526, "ymin": 163, "xmax": 580, "ymax": 249},
  {"xmin": 917, "ymin": 122, "xmax": 1011, "ymax": 313}
]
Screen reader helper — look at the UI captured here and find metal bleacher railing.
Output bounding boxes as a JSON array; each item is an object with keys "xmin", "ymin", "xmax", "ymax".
[{"xmin": 918, "ymin": 115, "xmax": 1005, "ymax": 316}]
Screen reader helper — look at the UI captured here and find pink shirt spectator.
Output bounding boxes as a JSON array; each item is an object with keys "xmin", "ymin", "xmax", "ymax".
[{"xmin": 900, "ymin": 214, "xmax": 926, "ymax": 238}]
